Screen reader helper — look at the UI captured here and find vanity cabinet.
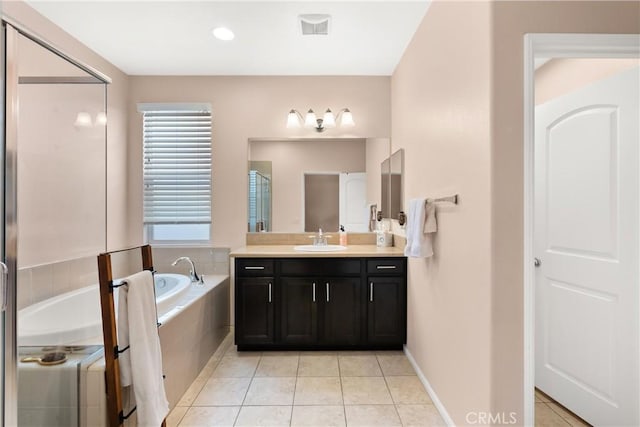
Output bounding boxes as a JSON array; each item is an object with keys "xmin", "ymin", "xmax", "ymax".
[
  {"xmin": 235, "ymin": 259, "xmax": 275, "ymax": 345},
  {"xmin": 234, "ymin": 256, "xmax": 406, "ymax": 350}
]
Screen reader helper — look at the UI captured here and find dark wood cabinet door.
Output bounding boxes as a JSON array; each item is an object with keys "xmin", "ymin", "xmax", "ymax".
[
  {"xmin": 236, "ymin": 277, "xmax": 274, "ymax": 345},
  {"xmin": 323, "ymin": 277, "xmax": 361, "ymax": 345},
  {"xmin": 367, "ymin": 276, "xmax": 406, "ymax": 345},
  {"xmin": 281, "ymin": 277, "xmax": 318, "ymax": 344}
]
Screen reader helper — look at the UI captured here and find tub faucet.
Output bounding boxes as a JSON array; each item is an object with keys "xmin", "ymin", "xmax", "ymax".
[{"xmin": 171, "ymin": 257, "xmax": 203, "ymax": 284}]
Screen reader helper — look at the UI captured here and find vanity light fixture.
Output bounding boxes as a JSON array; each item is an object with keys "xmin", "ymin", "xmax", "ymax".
[{"xmin": 286, "ymin": 108, "xmax": 355, "ymax": 132}]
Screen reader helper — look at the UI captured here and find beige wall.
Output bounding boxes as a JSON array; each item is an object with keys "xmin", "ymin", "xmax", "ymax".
[
  {"xmin": 391, "ymin": 1, "xmax": 494, "ymax": 424},
  {"xmin": 4, "ymin": 1, "xmax": 131, "ymax": 252},
  {"xmin": 491, "ymin": 1, "xmax": 640, "ymax": 423},
  {"xmin": 536, "ymin": 58, "xmax": 639, "ymax": 105},
  {"xmin": 128, "ymin": 76, "xmax": 390, "ymax": 249},
  {"xmin": 392, "ymin": 1, "xmax": 639, "ymax": 425},
  {"xmin": 249, "ymin": 139, "xmax": 365, "ymax": 232}
]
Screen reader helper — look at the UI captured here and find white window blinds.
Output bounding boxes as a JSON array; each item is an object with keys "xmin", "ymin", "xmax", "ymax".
[{"xmin": 142, "ymin": 107, "xmax": 212, "ymax": 224}]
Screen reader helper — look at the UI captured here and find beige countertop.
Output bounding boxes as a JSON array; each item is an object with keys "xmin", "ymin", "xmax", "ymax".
[{"xmin": 230, "ymin": 245, "xmax": 405, "ymax": 258}]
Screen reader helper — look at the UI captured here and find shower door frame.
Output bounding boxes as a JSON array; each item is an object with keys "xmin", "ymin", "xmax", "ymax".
[{"xmin": 2, "ymin": 19, "xmax": 111, "ymax": 427}]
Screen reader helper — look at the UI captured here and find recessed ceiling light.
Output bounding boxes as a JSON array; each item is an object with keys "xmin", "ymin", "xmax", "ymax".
[{"xmin": 212, "ymin": 27, "xmax": 235, "ymax": 41}]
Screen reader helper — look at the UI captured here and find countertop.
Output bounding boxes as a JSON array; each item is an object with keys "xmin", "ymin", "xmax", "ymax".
[{"xmin": 230, "ymin": 245, "xmax": 405, "ymax": 258}]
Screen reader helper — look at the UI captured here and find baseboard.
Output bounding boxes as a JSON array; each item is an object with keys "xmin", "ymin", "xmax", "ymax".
[{"xmin": 404, "ymin": 345, "xmax": 456, "ymax": 426}]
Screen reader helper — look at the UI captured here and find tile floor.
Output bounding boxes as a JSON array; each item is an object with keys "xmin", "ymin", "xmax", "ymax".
[
  {"xmin": 534, "ymin": 389, "xmax": 591, "ymax": 427},
  {"xmin": 167, "ymin": 334, "xmax": 445, "ymax": 426}
]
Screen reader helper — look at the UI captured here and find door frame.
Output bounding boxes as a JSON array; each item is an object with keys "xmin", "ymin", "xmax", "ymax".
[{"xmin": 523, "ymin": 33, "xmax": 640, "ymax": 426}]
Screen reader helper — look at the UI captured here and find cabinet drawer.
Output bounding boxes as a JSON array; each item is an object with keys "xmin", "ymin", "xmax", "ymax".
[
  {"xmin": 281, "ymin": 258, "xmax": 361, "ymax": 276},
  {"xmin": 236, "ymin": 258, "xmax": 275, "ymax": 276},
  {"xmin": 366, "ymin": 259, "xmax": 405, "ymax": 274}
]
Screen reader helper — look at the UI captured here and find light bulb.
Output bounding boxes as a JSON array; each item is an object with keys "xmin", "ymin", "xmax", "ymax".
[
  {"xmin": 340, "ymin": 109, "xmax": 355, "ymax": 127},
  {"xmin": 95, "ymin": 111, "xmax": 107, "ymax": 126},
  {"xmin": 287, "ymin": 110, "xmax": 300, "ymax": 128},
  {"xmin": 304, "ymin": 109, "xmax": 317, "ymax": 128},
  {"xmin": 322, "ymin": 109, "xmax": 336, "ymax": 128}
]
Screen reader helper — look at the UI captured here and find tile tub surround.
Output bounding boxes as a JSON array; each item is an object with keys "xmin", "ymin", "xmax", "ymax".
[
  {"xmin": 153, "ymin": 247, "xmax": 230, "ymax": 276},
  {"xmin": 86, "ymin": 276, "xmax": 231, "ymax": 425},
  {"xmin": 167, "ymin": 333, "xmax": 446, "ymax": 427},
  {"xmin": 17, "ymin": 255, "xmax": 99, "ymax": 310}
]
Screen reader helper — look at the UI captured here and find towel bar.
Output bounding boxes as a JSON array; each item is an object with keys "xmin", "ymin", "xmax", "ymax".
[{"xmin": 431, "ymin": 194, "xmax": 458, "ymax": 204}]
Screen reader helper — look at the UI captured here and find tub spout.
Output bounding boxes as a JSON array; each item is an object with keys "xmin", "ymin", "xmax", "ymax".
[{"xmin": 171, "ymin": 257, "xmax": 203, "ymax": 284}]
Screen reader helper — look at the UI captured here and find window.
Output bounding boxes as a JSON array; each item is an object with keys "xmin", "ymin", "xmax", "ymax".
[{"xmin": 140, "ymin": 103, "xmax": 212, "ymax": 243}]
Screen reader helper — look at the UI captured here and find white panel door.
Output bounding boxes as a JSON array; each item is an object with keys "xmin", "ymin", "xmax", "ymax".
[
  {"xmin": 535, "ymin": 66, "xmax": 639, "ymax": 426},
  {"xmin": 339, "ymin": 173, "xmax": 367, "ymax": 232}
]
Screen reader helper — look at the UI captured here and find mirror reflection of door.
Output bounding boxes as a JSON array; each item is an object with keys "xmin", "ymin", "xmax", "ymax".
[{"xmin": 304, "ymin": 174, "xmax": 339, "ymax": 232}]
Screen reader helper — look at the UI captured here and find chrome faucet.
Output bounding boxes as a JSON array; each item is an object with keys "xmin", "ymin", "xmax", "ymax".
[{"xmin": 171, "ymin": 256, "xmax": 204, "ymax": 284}]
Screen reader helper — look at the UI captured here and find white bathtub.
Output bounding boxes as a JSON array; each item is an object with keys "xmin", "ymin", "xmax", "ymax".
[{"xmin": 18, "ymin": 273, "xmax": 191, "ymax": 346}]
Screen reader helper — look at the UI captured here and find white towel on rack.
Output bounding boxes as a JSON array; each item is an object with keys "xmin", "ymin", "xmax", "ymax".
[
  {"xmin": 116, "ymin": 270, "xmax": 169, "ymax": 426},
  {"xmin": 404, "ymin": 198, "xmax": 436, "ymax": 258}
]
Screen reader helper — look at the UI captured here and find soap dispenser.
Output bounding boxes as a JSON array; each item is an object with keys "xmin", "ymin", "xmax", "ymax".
[{"xmin": 339, "ymin": 225, "xmax": 348, "ymax": 246}]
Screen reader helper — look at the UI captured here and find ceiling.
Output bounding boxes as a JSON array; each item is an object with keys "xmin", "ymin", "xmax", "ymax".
[{"xmin": 27, "ymin": 1, "xmax": 431, "ymax": 76}]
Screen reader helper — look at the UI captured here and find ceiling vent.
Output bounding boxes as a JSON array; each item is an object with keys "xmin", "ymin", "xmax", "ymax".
[{"xmin": 299, "ymin": 14, "xmax": 331, "ymax": 36}]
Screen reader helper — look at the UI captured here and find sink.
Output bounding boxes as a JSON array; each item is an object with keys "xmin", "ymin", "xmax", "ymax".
[{"xmin": 293, "ymin": 244, "xmax": 347, "ymax": 252}]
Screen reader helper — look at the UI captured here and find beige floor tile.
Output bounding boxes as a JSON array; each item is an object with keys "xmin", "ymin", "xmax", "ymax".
[
  {"xmin": 375, "ymin": 350, "xmax": 405, "ymax": 356},
  {"xmin": 298, "ymin": 355, "xmax": 340, "ymax": 377},
  {"xmin": 166, "ymin": 406, "xmax": 188, "ymax": 427},
  {"xmin": 294, "ymin": 377, "xmax": 343, "ymax": 405},
  {"xmin": 344, "ymin": 405, "xmax": 401, "ymax": 426},
  {"xmin": 224, "ymin": 346, "xmax": 262, "ymax": 359},
  {"xmin": 386, "ymin": 376, "xmax": 432, "ymax": 404},
  {"xmin": 178, "ymin": 406, "xmax": 240, "ymax": 427},
  {"xmin": 177, "ymin": 376, "xmax": 209, "ymax": 407},
  {"xmin": 546, "ymin": 402, "xmax": 590, "ymax": 427},
  {"xmin": 212, "ymin": 356, "xmax": 260, "ymax": 378},
  {"xmin": 342, "ymin": 377, "xmax": 393, "ymax": 405},
  {"xmin": 255, "ymin": 355, "xmax": 299, "ymax": 377},
  {"xmin": 291, "ymin": 406, "xmax": 346, "ymax": 427},
  {"xmin": 192, "ymin": 377, "xmax": 251, "ymax": 406},
  {"xmin": 377, "ymin": 355, "xmax": 415, "ymax": 376},
  {"xmin": 234, "ymin": 406, "xmax": 292, "ymax": 427},
  {"xmin": 262, "ymin": 351, "xmax": 300, "ymax": 357},
  {"xmin": 535, "ymin": 403, "xmax": 571, "ymax": 427},
  {"xmin": 338, "ymin": 355, "xmax": 382, "ymax": 376},
  {"xmin": 338, "ymin": 350, "xmax": 376, "ymax": 356},
  {"xmin": 299, "ymin": 351, "xmax": 339, "ymax": 356},
  {"xmin": 244, "ymin": 377, "xmax": 297, "ymax": 405},
  {"xmin": 396, "ymin": 404, "xmax": 445, "ymax": 427},
  {"xmin": 536, "ymin": 388, "xmax": 552, "ymax": 403}
]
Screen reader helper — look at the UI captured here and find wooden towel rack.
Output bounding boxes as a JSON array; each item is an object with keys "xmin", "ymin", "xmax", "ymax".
[{"xmin": 97, "ymin": 244, "xmax": 166, "ymax": 427}]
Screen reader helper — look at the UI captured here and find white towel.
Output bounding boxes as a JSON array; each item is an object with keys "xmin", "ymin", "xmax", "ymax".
[
  {"xmin": 116, "ymin": 270, "xmax": 169, "ymax": 426},
  {"xmin": 404, "ymin": 198, "xmax": 437, "ymax": 258}
]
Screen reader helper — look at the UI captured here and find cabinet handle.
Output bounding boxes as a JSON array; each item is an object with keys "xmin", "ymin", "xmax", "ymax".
[
  {"xmin": 312, "ymin": 282, "xmax": 316, "ymax": 302},
  {"xmin": 370, "ymin": 282, "xmax": 374, "ymax": 302},
  {"xmin": 268, "ymin": 282, "xmax": 272, "ymax": 303},
  {"xmin": 245, "ymin": 266, "xmax": 265, "ymax": 270},
  {"xmin": 326, "ymin": 282, "xmax": 330, "ymax": 302},
  {"xmin": 376, "ymin": 265, "xmax": 396, "ymax": 270}
]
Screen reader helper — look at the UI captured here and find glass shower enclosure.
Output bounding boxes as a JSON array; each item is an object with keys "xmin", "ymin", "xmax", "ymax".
[{"xmin": 3, "ymin": 21, "xmax": 110, "ymax": 426}]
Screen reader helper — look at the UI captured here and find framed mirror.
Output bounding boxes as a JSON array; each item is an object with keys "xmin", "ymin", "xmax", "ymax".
[
  {"xmin": 381, "ymin": 148, "xmax": 404, "ymax": 221},
  {"xmin": 247, "ymin": 138, "xmax": 390, "ymax": 233}
]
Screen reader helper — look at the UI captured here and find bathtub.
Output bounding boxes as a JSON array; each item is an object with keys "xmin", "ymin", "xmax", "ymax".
[{"xmin": 18, "ymin": 273, "xmax": 191, "ymax": 347}]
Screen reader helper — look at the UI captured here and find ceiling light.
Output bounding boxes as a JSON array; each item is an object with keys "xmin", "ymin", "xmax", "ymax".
[
  {"xmin": 212, "ymin": 27, "xmax": 235, "ymax": 41},
  {"xmin": 287, "ymin": 108, "xmax": 355, "ymax": 132}
]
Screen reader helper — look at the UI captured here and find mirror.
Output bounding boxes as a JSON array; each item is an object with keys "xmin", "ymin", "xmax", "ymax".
[
  {"xmin": 247, "ymin": 138, "xmax": 390, "ymax": 232},
  {"xmin": 381, "ymin": 149, "xmax": 404, "ymax": 221}
]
